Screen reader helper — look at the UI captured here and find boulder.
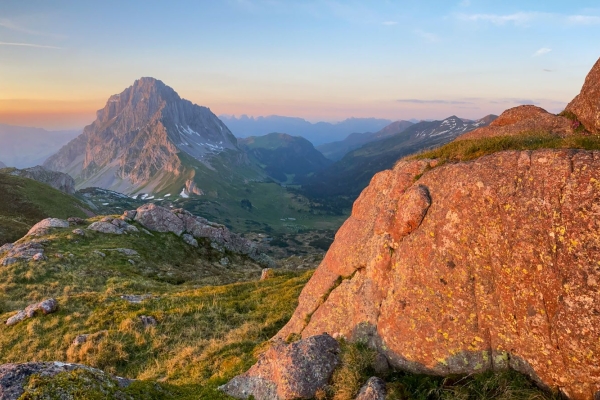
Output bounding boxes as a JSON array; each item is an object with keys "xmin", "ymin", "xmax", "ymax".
[
  {"xmin": 72, "ymin": 228, "xmax": 85, "ymax": 236},
  {"xmin": 115, "ymin": 248, "xmax": 138, "ymax": 256},
  {"xmin": 182, "ymin": 233, "xmax": 198, "ymax": 247},
  {"xmin": 277, "ymin": 149, "xmax": 600, "ymax": 399},
  {"xmin": 355, "ymin": 377, "xmax": 386, "ymax": 400},
  {"xmin": 134, "ymin": 203, "xmax": 184, "ymax": 236},
  {"xmin": 220, "ymin": 334, "xmax": 340, "ymax": 400},
  {"xmin": 67, "ymin": 217, "xmax": 86, "ymax": 225},
  {"xmin": 87, "ymin": 221, "xmax": 124, "ymax": 235},
  {"xmin": 121, "ymin": 210, "xmax": 137, "ymax": 222},
  {"xmin": 26, "ymin": 218, "xmax": 69, "ymax": 236},
  {"xmin": 31, "ymin": 253, "xmax": 45, "ymax": 262},
  {"xmin": 5, "ymin": 298, "xmax": 58, "ymax": 326},
  {"xmin": 140, "ymin": 315, "xmax": 157, "ymax": 328},
  {"xmin": 0, "ymin": 361, "xmax": 131, "ymax": 400},
  {"xmin": 565, "ymin": 57, "xmax": 600, "ymax": 134}
]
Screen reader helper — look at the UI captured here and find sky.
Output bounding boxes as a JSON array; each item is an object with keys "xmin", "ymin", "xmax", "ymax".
[{"xmin": 0, "ymin": 0, "xmax": 599, "ymax": 130}]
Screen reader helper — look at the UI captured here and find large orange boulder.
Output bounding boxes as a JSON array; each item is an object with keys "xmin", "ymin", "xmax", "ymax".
[
  {"xmin": 565, "ymin": 57, "xmax": 600, "ymax": 134},
  {"xmin": 277, "ymin": 149, "xmax": 600, "ymax": 399}
]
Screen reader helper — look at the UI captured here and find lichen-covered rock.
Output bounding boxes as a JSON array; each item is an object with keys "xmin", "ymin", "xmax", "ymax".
[
  {"xmin": 5, "ymin": 298, "xmax": 58, "ymax": 326},
  {"xmin": 87, "ymin": 221, "xmax": 124, "ymax": 235},
  {"xmin": 134, "ymin": 203, "xmax": 185, "ymax": 236},
  {"xmin": 565, "ymin": 57, "xmax": 600, "ymax": 134},
  {"xmin": 277, "ymin": 149, "xmax": 600, "ymax": 399},
  {"xmin": 0, "ymin": 361, "xmax": 131, "ymax": 400},
  {"xmin": 26, "ymin": 218, "xmax": 69, "ymax": 236},
  {"xmin": 220, "ymin": 334, "xmax": 340, "ymax": 400},
  {"xmin": 0, "ymin": 242, "xmax": 45, "ymax": 266},
  {"xmin": 355, "ymin": 377, "xmax": 386, "ymax": 400}
]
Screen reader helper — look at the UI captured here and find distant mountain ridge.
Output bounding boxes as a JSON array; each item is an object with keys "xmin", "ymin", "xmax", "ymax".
[
  {"xmin": 317, "ymin": 120, "xmax": 414, "ymax": 161},
  {"xmin": 0, "ymin": 124, "xmax": 81, "ymax": 168},
  {"xmin": 44, "ymin": 77, "xmax": 242, "ymax": 195},
  {"xmin": 219, "ymin": 115, "xmax": 393, "ymax": 145},
  {"xmin": 301, "ymin": 114, "xmax": 497, "ymax": 206},
  {"xmin": 238, "ymin": 133, "xmax": 331, "ymax": 183}
]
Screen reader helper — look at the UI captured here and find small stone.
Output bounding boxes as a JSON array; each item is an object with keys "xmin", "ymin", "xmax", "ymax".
[
  {"xmin": 87, "ymin": 221, "xmax": 124, "ymax": 235},
  {"xmin": 121, "ymin": 294, "xmax": 152, "ymax": 303},
  {"xmin": 5, "ymin": 298, "xmax": 58, "ymax": 326},
  {"xmin": 140, "ymin": 315, "xmax": 157, "ymax": 327},
  {"xmin": 116, "ymin": 248, "xmax": 138, "ymax": 256},
  {"xmin": 182, "ymin": 234, "xmax": 198, "ymax": 247},
  {"xmin": 372, "ymin": 353, "xmax": 389, "ymax": 374},
  {"xmin": 67, "ymin": 217, "xmax": 86, "ymax": 225},
  {"xmin": 72, "ymin": 228, "xmax": 85, "ymax": 236},
  {"xmin": 72, "ymin": 334, "xmax": 88, "ymax": 346},
  {"xmin": 93, "ymin": 250, "xmax": 106, "ymax": 258},
  {"xmin": 32, "ymin": 252, "xmax": 45, "ymax": 262},
  {"xmin": 128, "ymin": 259, "xmax": 135, "ymax": 265},
  {"xmin": 219, "ymin": 257, "xmax": 229, "ymax": 266},
  {"xmin": 260, "ymin": 268, "xmax": 273, "ymax": 281},
  {"xmin": 355, "ymin": 377, "xmax": 386, "ymax": 400}
]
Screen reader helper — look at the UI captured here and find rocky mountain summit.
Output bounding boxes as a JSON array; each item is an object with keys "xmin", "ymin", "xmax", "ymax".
[
  {"xmin": 44, "ymin": 77, "xmax": 239, "ymax": 195},
  {"xmin": 5, "ymin": 165, "xmax": 75, "ymax": 194}
]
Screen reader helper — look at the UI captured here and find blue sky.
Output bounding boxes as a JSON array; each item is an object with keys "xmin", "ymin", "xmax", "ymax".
[{"xmin": 1, "ymin": 0, "xmax": 599, "ymax": 129}]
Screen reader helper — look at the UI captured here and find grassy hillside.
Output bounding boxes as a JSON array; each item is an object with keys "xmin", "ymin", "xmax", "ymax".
[
  {"xmin": 0, "ymin": 223, "xmax": 556, "ymax": 399},
  {"xmin": 0, "ymin": 171, "xmax": 90, "ymax": 245}
]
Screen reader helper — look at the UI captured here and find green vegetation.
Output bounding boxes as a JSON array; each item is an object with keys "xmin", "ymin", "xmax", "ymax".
[
  {"xmin": 412, "ymin": 132, "xmax": 600, "ymax": 164},
  {"xmin": 0, "ymin": 171, "xmax": 89, "ymax": 245}
]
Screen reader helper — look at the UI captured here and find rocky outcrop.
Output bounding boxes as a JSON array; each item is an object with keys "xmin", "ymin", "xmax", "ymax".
[
  {"xmin": 0, "ymin": 361, "xmax": 131, "ymax": 400},
  {"xmin": 5, "ymin": 298, "xmax": 58, "ymax": 326},
  {"xmin": 565, "ymin": 57, "xmax": 600, "ymax": 134},
  {"xmin": 0, "ymin": 242, "xmax": 46, "ymax": 266},
  {"xmin": 43, "ymin": 77, "xmax": 239, "ymax": 194},
  {"xmin": 8, "ymin": 166, "xmax": 75, "ymax": 194},
  {"xmin": 184, "ymin": 179, "xmax": 203, "ymax": 196},
  {"xmin": 459, "ymin": 105, "xmax": 573, "ymax": 140},
  {"xmin": 131, "ymin": 204, "xmax": 276, "ymax": 267},
  {"xmin": 87, "ymin": 217, "xmax": 138, "ymax": 235},
  {"xmin": 276, "ymin": 149, "xmax": 600, "ymax": 399},
  {"xmin": 26, "ymin": 218, "xmax": 70, "ymax": 236},
  {"xmin": 220, "ymin": 334, "xmax": 340, "ymax": 400}
]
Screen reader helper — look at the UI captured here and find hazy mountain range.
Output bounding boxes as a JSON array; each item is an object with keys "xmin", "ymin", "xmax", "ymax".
[
  {"xmin": 219, "ymin": 115, "xmax": 393, "ymax": 145},
  {"xmin": 0, "ymin": 124, "xmax": 81, "ymax": 168}
]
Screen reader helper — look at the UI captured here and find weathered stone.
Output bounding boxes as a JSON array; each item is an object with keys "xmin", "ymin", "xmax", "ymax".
[
  {"xmin": 134, "ymin": 204, "xmax": 184, "ymax": 236},
  {"xmin": 0, "ymin": 243, "xmax": 13, "ymax": 254},
  {"xmin": 93, "ymin": 250, "xmax": 106, "ymax": 258},
  {"xmin": 140, "ymin": 315, "xmax": 157, "ymax": 328},
  {"xmin": 220, "ymin": 334, "xmax": 340, "ymax": 400},
  {"xmin": 5, "ymin": 298, "xmax": 58, "ymax": 326},
  {"xmin": 120, "ymin": 294, "xmax": 152, "ymax": 304},
  {"xmin": 31, "ymin": 253, "xmax": 45, "ymax": 262},
  {"xmin": 0, "ymin": 258, "xmax": 17, "ymax": 267},
  {"xmin": 219, "ymin": 257, "xmax": 229, "ymax": 266},
  {"xmin": 67, "ymin": 217, "xmax": 86, "ymax": 225},
  {"xmin": 260, "ymin": 268, "xmax": 273, "ymax": 281},
  {"xmin": 372, "ymin": 353, "xmax": 389, "ymax": 375},
  {"xmin": 72, "ymin": 334, "xmax": 88, "ymax": 346},
  {"xmin": 277, "ymin": 149, "xmax": 600, "ymax": 399},
  {"xmin": 87, "ymin": 221, "xmax": 124, "ymax": 235},
  {"xmin": 121, "ymin": 210, "xmax": 137, "ymax": 222},
  {"xmin": 565, "ymin": 57, "xmax": 600, "ymax": 134},
  {"xmin": 0, "ymin": 242, "xmax": 45, "ymax": 266},
  {"xmin": 355, "ymin": 377, "xmax": 386, "ymax": 400},
  {"xmin": 72, "ymin": 228, "xmax": 85, "ymax": 236},
  {"xmin": 182, "ymin": 233, "xmax": 198, "ymax": 247},
  {"xmin": 128, "ymin": 259, "xmax": 135, "ymax": 265},
  {"xmin": 0, "ymin": 361, "xmax": 132, "ymax": 399},
  {"xmin": 115, "ymin": 248, "xmax": 138, "ymax": 256},
  {"xmin": 26, "ymin": 218, "xmax": 69, "ymax": 236}
]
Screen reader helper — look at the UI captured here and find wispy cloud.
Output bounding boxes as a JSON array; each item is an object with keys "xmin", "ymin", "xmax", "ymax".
[
  {"xmin": 0, "ymin": 42, "xmax": 62, "ymax": 49},
  {"xmin": 397, "ymin": 99, "xmax": 472, "ymax": 104},
  {"xmin": 456, "ymin": 12, "xmax": 543, "ymax": 26},
  {"xmin": 381, "ymin": 21, "xmax": 398, "ymax": 26},
  {"xmin": 0, "ymin": 18, "xmax": 64, "ymax": 39},
  {"xmin": 532, "ymin": 47, "xmax": 551, "ymax": 57},
  {"xmin": 414, "ymin": 29, "xmax": 439, "ymax": 42},
  {"xmin": 567, "ymin": 15, "xmax": 600, "ymax": 25}
]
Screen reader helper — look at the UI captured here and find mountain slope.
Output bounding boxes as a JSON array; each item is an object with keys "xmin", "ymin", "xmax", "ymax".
[
  {"xmin": 0, "ymin": 171, "xmax": 91, "ymax": 245},
  {"xmin": 220, "ymin": 115, "xmax": 393, "ymax": 145},
  {"xmin": 238, "ymin": 133, "xmax": 332, "ymax": 183},
  {"xmin": 44, "ymin": 77, "xmax": 243, "ymax": 195},
  {"xmin": 0, "ymin": 124, "xmax": 81, "ymax": 168},
  {"xmin": 316, "ymin": 120, "xmax": 414, "ymax": 161},
  {"xmin": 301, "ymin": 115, "xmax": 497, "ymax": 206}
]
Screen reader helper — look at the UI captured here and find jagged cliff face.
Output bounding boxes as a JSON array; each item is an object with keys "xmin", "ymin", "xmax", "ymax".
[{"xmin": 44, "ymin": 78, "xmax": 238, "ymax": 194}]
